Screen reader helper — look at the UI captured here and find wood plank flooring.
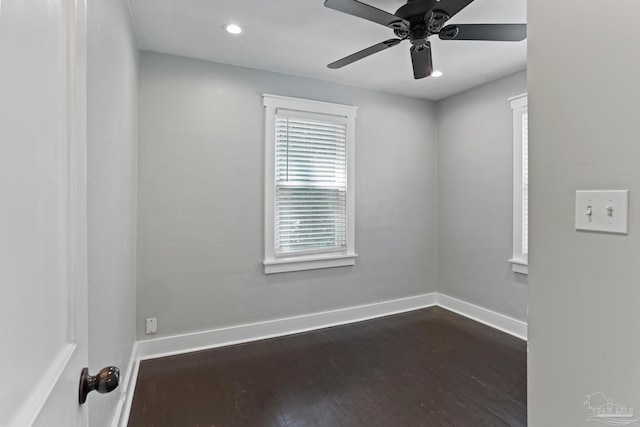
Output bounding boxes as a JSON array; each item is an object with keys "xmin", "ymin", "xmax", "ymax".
[{"xmin": 128, "ymin": 307, "xmax": 527, "ymax": 426}]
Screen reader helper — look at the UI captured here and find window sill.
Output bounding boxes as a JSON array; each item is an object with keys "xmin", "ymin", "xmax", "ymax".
[
  {"xmin": 264, "ymin": 253, "xmax": 358, "ymax": 274},
  {"xmin": 508, "ymin": 258, "xmax": 528, "ymax": 275}
]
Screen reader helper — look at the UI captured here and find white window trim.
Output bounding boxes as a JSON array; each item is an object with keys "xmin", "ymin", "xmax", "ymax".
[
  {"xmin": 508, "ymin": 93, "xmax": 528, "ymax": 275},
  {"xmin": 263, "ymin": 94, "xmax": 357, "ymax": 274}
]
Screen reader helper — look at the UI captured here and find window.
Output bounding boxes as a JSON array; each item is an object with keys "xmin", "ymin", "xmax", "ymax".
[
  {"xmin": 263, "ymin": 94, "xmax": 357, "ymax": 274},
  {"xmin": 509, "ymin": 94, "xmax": 528, "ymax": 274}
]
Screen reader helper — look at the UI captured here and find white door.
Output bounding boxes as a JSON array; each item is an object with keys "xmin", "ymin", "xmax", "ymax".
[{"xmin": 0, "ymin": 0, "xmax": 90, "ymax": 425}]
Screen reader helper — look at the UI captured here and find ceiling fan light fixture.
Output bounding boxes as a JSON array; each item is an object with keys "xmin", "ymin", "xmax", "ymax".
[
  {"xmin": 224, "ymin": 24, "xmax": 242, "ymax": 35},
  {"xmin": 432, "ymin": 70, "xmax": 443, "ymax": 77}
]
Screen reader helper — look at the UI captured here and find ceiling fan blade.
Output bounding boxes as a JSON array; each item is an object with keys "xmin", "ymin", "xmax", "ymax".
[
  {"xmin": 328, "ymin": 39, "xmax": 402, "ymax": 69},
  {"xmin": 432, "ymin": 0, "xmax": 475, "ymax": 20},
  {"xmin": 439, "ymin": 24, "xmax": 527, "ymax": 41},
  {"xmin": 324, "ymin": 0, "xmax": 408, "ymax": 29},
  {"xmin": 410, "ymin": 42, "xmax": 433, "ymax": 79}
]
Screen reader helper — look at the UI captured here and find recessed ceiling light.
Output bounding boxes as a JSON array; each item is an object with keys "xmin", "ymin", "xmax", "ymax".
[
  {"xmin": 432, "ymin": 70, "xmax": 443, "ymax": 77},
  {"xmin": 225, "ymin": 24, "xmax": 242, "ymax": 35}
]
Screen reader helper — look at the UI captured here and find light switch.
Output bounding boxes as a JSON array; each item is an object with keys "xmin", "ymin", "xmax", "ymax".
[{"xmin": 575, "ymin": 190, "xmax": 629, "ymax": 234}]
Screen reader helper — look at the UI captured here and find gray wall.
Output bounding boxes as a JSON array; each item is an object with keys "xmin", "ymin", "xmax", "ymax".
[
  {"xmin": 87, "ymin": 0, "xmax": 138, "ymax": 425},
  {"xmin": 437, "ymin": 70, "xmax": 528, "ymax": 321},
  {"xmin": 528, "ymin": 1, "xmax": 640, "ymax": 425},
  {"xmin": 137, "ymin": 52, "xmax": 438, "ymax": 339}
]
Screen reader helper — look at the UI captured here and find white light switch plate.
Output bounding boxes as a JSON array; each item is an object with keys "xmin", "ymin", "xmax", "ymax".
[{"xmin": 575, "ymin": 190, "xmax": 629, "ymax": 234}]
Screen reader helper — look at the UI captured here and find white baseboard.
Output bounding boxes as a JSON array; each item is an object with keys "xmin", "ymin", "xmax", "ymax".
[
  {"xmin": 119, "ymin": 292, "xmax": 526, "ymax": 426},
  {"xmin": 437, "ymin": 294, "xmax": 527, "ymax": 340},
  {"xmin": 136, "ymin": 293, "xmax": 438, "ymax": 360},
  {"xmin": 113, "ymin": 342, "xmax": 140, "ymax": 427},
  {"xmin": 137, "ymin": 293, "xmax": 438, "ymax": 360},
  {"xmin": 136, "ymin": 292, "xmax": 527, "ymax": 362}
]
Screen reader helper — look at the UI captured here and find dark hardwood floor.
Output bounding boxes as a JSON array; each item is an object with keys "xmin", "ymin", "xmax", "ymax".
[{"xmin": 128, "ymin": 307, "xmax": 526, "ymax": 426}]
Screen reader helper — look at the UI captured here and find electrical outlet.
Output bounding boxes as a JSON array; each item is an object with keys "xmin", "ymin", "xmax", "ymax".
[{"xmin": 146, "ymin": 317, "xmax": 157, "ymax": 334}]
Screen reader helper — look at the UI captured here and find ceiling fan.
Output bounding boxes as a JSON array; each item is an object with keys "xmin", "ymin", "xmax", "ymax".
[{"xmin": 324, "ymin": 0, "xmax": 526, "ymax": 79}]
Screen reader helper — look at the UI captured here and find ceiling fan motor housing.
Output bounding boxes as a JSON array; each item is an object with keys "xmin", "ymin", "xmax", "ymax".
[
  {"xmin": 395, "ymin": 0, "xmax": 438, "ymax": 20},
  {"xmin": 394, "ymin": 0, "xmax": 450, "ymax": 45}
]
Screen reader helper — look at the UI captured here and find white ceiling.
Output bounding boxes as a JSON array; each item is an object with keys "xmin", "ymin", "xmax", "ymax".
[{"xmin": 128, "ymin": 0, "xmax": 527, "ymax": 100}]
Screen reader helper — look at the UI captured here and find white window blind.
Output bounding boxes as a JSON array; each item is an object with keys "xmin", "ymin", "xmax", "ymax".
[
  {"xmin": 522, "ymin": 112, "xmax": 529, "ymax": 256},
  {"xmin": 509, "ymin": 93, "xmax": 528, "ymax": 274},
  {"xmin": 263, "ymin": 94, "xmax": 357, "ymax": 274},
  {"xmin": 275, "ymin": 114, "xmax": 347, "ymax": 255}
]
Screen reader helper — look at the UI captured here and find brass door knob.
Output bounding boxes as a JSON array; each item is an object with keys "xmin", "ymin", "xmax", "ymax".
[{"xmin": 79, "ymin": 366, "xmax": 120, "ymax": 404}]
